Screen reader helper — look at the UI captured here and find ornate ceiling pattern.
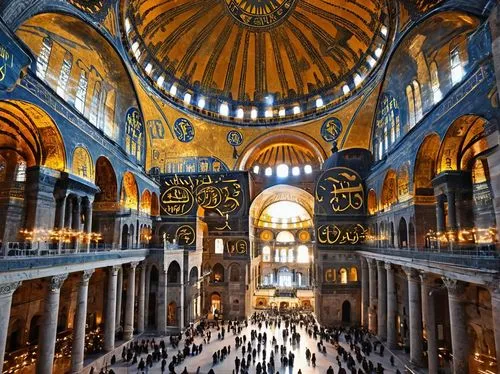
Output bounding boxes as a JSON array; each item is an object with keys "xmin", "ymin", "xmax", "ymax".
[{"xmin": 125, "ymin": 0, "xmax": 390, "ymax": 125}]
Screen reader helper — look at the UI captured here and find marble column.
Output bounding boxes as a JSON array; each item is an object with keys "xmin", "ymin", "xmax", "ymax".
[
  {"xmin": 83, "ymin": 200, "xmax": 93, "ymax": 252},
  {"xmin": 385, "ymin": 263, "xmax": 397, "ymax": 349},
  {"xmin": 0, "ymin": 282, "xmax": 21, "ymax": 374},
  {"xmin": 446, "ymin": 191, "xmax": 458, "ymax": 230},
  {"xmin": 123, "ymin": 262, "xmax": 138, "ymax": 340},
  {"xmin": 104, "ymin": 266, "xmax": 120, "ymax": 352},
  {"xmin": 405, "ymin": 267, "xmax": 424, "ymax": 367},
  {"xmin": 367, "ymin": 259, "xmax": 377, "ymax": 333},
  {"xmin": 444, "ymin": 277, "xmax": 469, "ymax": 374},
  {"xmin": 71, "ymin": 196, "xmax": 81, "ymax": 251},
  {"xmin": 64, "ymin": 196, "xmax": 73, "ymax": 229},
  {"xmin": 71, "ymin": 270, "xmax": 94, "ymax": 373},
  {"xmin": 144, "ymin": 265, "xmax": 151, "ymax": 329},
  {"xmin": 489, "ymin": 285, "xmax": 500, "ymax": 371},
  {"xmin": 377, "ymin": 261, "xmax": 387, "ymax": 341},
  {"xmin": 157, "ymin": 270, "xmax": 168, "ymax": 334},
  {"xmin": 115, "ymin": 267, "xmax": 123, "ymax": 331},
  {"xmin": 137, "ymin": 264, "xmax": 146, "ymax": 333},
  {"xmin": 421, "ymin": 273, "xmax": 438, "ymax": 374},
  {"xmin": 180, "ymin": 280, "xmax": 185, "ymax": 330},
  {"xmin": 37, "ymin": 274, "xmax": 68, "ymax": 374},
  {"xmin": 361, "ymin": 258, "xmax": 369, "ymax": 327},
  {"xmin": 436, "ymin": 194, "xmax": 445, "ymax": 234}
]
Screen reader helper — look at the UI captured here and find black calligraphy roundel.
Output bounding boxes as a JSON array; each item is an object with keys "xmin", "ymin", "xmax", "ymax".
[{"xmin": 224, "ymin": 0, "xmax": 297, "ymax": 30}]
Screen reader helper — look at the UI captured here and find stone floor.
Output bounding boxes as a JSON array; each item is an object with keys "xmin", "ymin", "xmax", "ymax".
[{"xmin": 110, "ymin": 317, "xmax": 410, "ymax": 374}]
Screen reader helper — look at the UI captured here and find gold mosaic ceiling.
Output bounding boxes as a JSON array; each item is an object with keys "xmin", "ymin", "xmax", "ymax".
[{"xmin": 125, "ymin": 0, "xmax": 389, "ymax": 124}]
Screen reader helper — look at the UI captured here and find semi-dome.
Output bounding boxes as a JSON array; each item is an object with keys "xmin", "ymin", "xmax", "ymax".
[{"xmin": 124, "ymin": 0, "xmax": 390, "ymax": 125}]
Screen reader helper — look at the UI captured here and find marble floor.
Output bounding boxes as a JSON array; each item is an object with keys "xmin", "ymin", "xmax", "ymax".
[{"xmin": 109, "ymin": 316, "xmax": 410, "ymax": 374}]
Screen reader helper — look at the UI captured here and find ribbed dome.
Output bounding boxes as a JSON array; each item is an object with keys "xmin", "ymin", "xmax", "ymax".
[{"xmin": 124, "ymin": 0, "xmax": 390, "ymax": 125}]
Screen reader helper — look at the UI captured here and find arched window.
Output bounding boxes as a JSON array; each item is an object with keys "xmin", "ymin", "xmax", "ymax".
[
  {"xmin": 412, "ymin": 81, "xmax": 423, "ymax": 122},
  {"xmin": 288, "ymin": 248, "xmax": 294, "ymax": 263},
  {"xmin": 325, "ymin": 268, "xmax": 336, "ymax": 282},
  {"xmin": 406, "ymin": 84, "xmax": 415, "ymax": 129},
  {"xmin": 215, "ymin": 238, "xmax": 224, "ymax": 254},
  {"xmin": 406, "ymin": 81, "xmax": 423, "ymax": 129},
  {"xmin": 450, "ymin": 47, "xmax": 464, "ymax": 85},
  {"xmin": 36, "ymin": 37, "xmax": 52, "ymax": 80},
  {"xmin": 89, "ymin": 81, "xmax": 105, "ymax": 130},
  {"xmin": 280, "ymin": 248, "xmax": 287, "ymax": 263},
  {"xmin": 276, "ymin": 231, "xmax": 295, "ymax": 243},
  {"xmin": 262, "ymin": 246, "xmax": 271, "ymax": 262},
  {"xmin": 15, "ymin": 161, "xmax": 26, "ymax": 182},
  {"xmin": 274, "ymin": 249, "xmax": 280, "ymax": 263},
  {"xmin": 430, "ymin": 61, "xmax": 442, "ymax": 103},
  {"xmin": 349, "ymin": 267, "xmax": 358, "ymax": 282},
  {"xmin": 339, "ymin": 268, "xmax": 348, "ymax": 284},
  {"xmin": 375, "ymin": 94, "xmax": 400, "ymax": 159},
  {"xmin": 230, "ymin": 264, "xmax": 241, "ymax": 282},
  {"xmin": 56, "ymin": 51, "xmax": 73, "ymax": 98},
  {"xmin": 75, "ymin": 69, "xmax": 88, "ymax": 113},
  {"xmin": 212, "ymin": 263, "xmax": 225, "ymax": 283},
  {"xmin": 297, "ymin": 245, "xmax": 309, "ymax": 263}
]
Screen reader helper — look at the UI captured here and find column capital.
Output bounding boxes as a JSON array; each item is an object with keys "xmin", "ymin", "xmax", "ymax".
[
  {"xmin": 361, "ymin": 257, "xmax": 368, "ymax": 269},
  {"xmin": 377, "ymin": 260, "xmax": 385, "ymax": 269},
  {"xmin": 384, "ymin": 263, "xmax": 394, "ymax": 271},
  {"xmin": 486, "ymin": 280, "xmax": 500, "ymax": 301},
  {"xmin": 403, "ymin": 266, "xmax": 419, "ymax": 281},
  {"xmin": 80, "ymin": 269, "xmax": 94, "ymax": 285},
  {"xmin": 442, "ymin": 277, "xmax": 467, "ymax": 297},
  {"xmin": 0, "ymin": 281, "xmax": 21, "ymax": 297},
  {"xmin": 129, "ymin": 261, "xmax": 139, "ymax": 269},
  {"xmin": 419, "ymin": 272, "xmax": 436, "ymax": 286},
  {"xmin": 366, "ymin": 258, "xmax": 376, "ymax": 269},
  {"xmin": 110, "ymin": 265, "xmax": 121, "ymax": 276},
  {"xmin": 48, "ymin": 274, "xmax": 68, "ymax": 291}
]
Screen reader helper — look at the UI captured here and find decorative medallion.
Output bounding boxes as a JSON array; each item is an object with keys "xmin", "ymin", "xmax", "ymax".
[
  {"xmin": 297, "ymin": 230, "xmax": 310, "ymax": 243},
  {"xmin": 321, "ymin": 117, "xmax": 343, "ymax": 142},
  {"xmin": 260, "ymin": 230, "xmax": 273, "ymax": 241},
  {"xmin": 175, "ymin": 225, "xmax": 196, "ymax": 245},
  {"xmin": 227, "ymin": 130, "xmax": 243, "ymax": 147},
  {"xmin": 174, "ymin": 118, "xmax": 195, "ymax": 143},
  {"xmin": 224, "ymin": 0, "xmax": 297, "ymax": 30}
]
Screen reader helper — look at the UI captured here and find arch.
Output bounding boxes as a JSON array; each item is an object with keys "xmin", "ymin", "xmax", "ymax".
[
  {"xmin": 342, "ymin": 300, "xmax": 351, "ymax": 323},
  {"xmin": 121, "ymin": 171, "xmax": 139, "ymax": 210},
  {"xmin": 408, "ymin": 219, "xmax": 416, "ymax": 248},
  {"xmin": 229, "ymin": 263, "xmax": 241, "ymax": 282},
  {"xmin": 140, "ymin": 189, "xmax": 152, "ymax": 215},
  {"xmin": 399, "ymin": 217, "xmax": 408, "ymax": 248},
  {"xmin": 121, "ymin": 224, "xmax": 129, "ymax": 249},
  {"xmin": 390, "ymin": 221, "xmax": 395, "ymax": 247},
  {"xmin": 276, "ymin": 231, "xmax": 295, "ymax": 243},
  {"xmin": 324, "ymin": 268, "xmax": 336, "ymax": 283},
  {"xmin": 72, "ymin": 146, "xmax": 94, "ymax": 182},
  {"xmin": 151, "ymin": 192, "xmax": 160, "ymax": 216},
  {"xmin": 339, "ymin": 268, "xmax": 348, "ymax": 284},
  {"xmin": 167, "ymin": 261, "xmax": 181, "ymax": 283},
  {"xmin": 6, "ymin": 318, "xmax": 23, "ymax": 352},
  {"xmin": 381, "ymin": 169, "xmax": 397, "ymax": 209},
  {"xmin": 367, "ymin": 189, "xmax": 377, "ymax": 215},
  {"xmin": 0, "ymin": 100, "xmax": 66, "ymax": 171},
  {"xmin": 94, "ymin": 156, "xmax": 118, "ymax": 203},
  {"xmin": 28, "ymin": 314, "xmax": 42, "ymax": 344},
  {"xmin": 148, "ymin": 265, "xmax": 159, "ymax": 327},
  {"xmin": 189, "ymin": 266, "xmax": 199, "ymax": 284},
  {"xmin": 211, "ymin": 263, "xmax": 225, "ymax": 283},
  {"xmin": 414, "ymin": 133, "xmax": 440, "ymax": 195},
  {"xmin": 437, "ymin": 115, "xmax": 489, "ymax": 173},
  {"xmin": 397, "ymin": 163, "xmax": 410, "ymax": 200},
  {"xmin": 236, "ymin": 130, "xmax": 327, "ymax": 171},
  {"xmin": 210, "ymin": 292, "xmax": 222, "ymax": 314},
  {"xmin": 16, "ymin": 12, "xmax": 141, "ymax": 143}
]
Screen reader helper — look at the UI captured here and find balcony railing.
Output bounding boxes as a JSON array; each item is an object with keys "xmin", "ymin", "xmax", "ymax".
[{"xmin": 360, "ymin": 246, "xmax": 500, "ymax": 270}]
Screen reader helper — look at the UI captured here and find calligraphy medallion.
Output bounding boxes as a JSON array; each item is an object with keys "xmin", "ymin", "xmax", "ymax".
[
  {"xmin": 321, "ymin": 117, "xmax": 343, "ymax": 142},
  {"xmin": 224, "ymin": 0, "xmax": 297, "ymax": 30},
  {"xmin": 227, "ymin": 130, "xmax": 243, "ymax": 146},
  {"xmin": 174, "ymin": 118, "xmax": 195, "ymax": 143}
]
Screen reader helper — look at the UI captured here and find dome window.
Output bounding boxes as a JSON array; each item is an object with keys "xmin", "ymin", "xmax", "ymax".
[
  {"xmin": 145, "ymin": 63, "xmax": 153, "ymax": 75},
  {"xmin": 265, "ymin": 109, "xmax": 273, "ymax": 118},
  {"xmin": 169, "ymin": 84, "xmax": 177, "ymax": 96},
  {"xmin": 236, "ymin": 107, "xmax": 244, "ymax": 119},
  {"xmin": 292, "ymin": 166, "xmax": 300, "ymax": 176},
  {"xmin": 276, "ymin": 164, "xmax": 289, "ymax": 178},
  {"xmin": 278, "ymin": 108, "xmax": 286, "ymax": 117},
  {"xmin": 156, "ymin": 75, "xmax": 165, "ymax": 88},
  {"xmin": 304, "ymin": 164, "xmax": 313, "ymax": 174},
  {"xmin": 184, "ymin": 93, "xmax": 191, "ymax": 104},
  {"xmin": 265, "ymin": 167, "xmax": 273, "ymax": 176},
  {"xmin": 219, "ymin": 103, "xmax": 229, "ymax": 116},
  {"xmin": 342, "ymin": 85, "xmax": 350, "ymax": 95},
  {"xmin": 250, "ymin": 108, "xmax": 258, "ymax": 120},
  {"xmin": 198, "ymin": 97, "xmax": 206, "ymax": 109},
  {"xmin": 316, "ymin": 97, "xmax": 324, "ymax": 108},
  {"xmin": 375, "ymin": 47, "xmax": 383, "ymax": 58},
  {"xmin": 292, "ymin": 105, "xmax": 301, "ymax": 115},
  {"xmin": 253, "ymin": 165, "xmax": 260, "ymax": 174},
  {"xmin": 354, "ymin": 74, "xmax": 363, "ymax": 87}
]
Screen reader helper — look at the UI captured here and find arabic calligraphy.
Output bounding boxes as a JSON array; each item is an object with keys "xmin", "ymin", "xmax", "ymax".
[
  {"xmin": 317, "ymin": 224, "xmax": 367, "ymax": 245},
  {"xmin": 316, "ymin": 168, "xmax": 364, "ymax": 215},
  {"xmin": 174, "ymin": 118, "xmax": 195, "ymax": 143},
  {"xmin": 227, "ymin": 130, "xmax": 243, "ymax": 146},
  {"xmin": 321, "ymin": 117, "xmax": 342, "ymax": 142},
  {"xmin": 175, "ymin": 225, "xmax": 195, "ymax": 245},
  {"xmin": 225, "ymin": 239, "xmax": 248, "ymax": 257}
]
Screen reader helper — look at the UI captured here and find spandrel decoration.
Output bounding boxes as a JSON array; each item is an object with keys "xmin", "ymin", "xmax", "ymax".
[
  {"xmin": 317, "ymin": 223, "xmax": 367, "ymax": 246},
  {"xmin": 315, "ymin": 167, "xmax": 365, "ymax": 216}
]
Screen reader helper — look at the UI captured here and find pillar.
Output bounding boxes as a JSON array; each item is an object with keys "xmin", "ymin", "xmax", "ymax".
[
  {"xmin": 489, "ymin": 285, "xmax": 500, "ymax": 371},
  {"xmin": 361, "ymin": 258, "xmax": 369, "ymax": 327},
  {"xmin": 64, "ymin": 195, "xmax": 73, "ymax": 229},
  {"xmin": 37, "ymin": 274, "xmax": 68, "ymax": 374},
  {"xmin": 377, "ymin": 261, "xmax": 387, "ymax": 340},
  {"xmin": 0, "ymin": 282, "xmax": 21, "ymax": 374},
  {"xmin": 436, "ymin": 194, "xmax": 445, "ymax": 234},
  {"xmin": 83, "ymin": 199, "xmax": 93, "ymax": 252},
  {"xmin": 367, "ymin": 259, "xmax": 377, "ymax": 333},
  {"xmin": 405, "ymin": 267, "xmax": 424, "ymax": 367},
  {"xmin": 115, "ymin": 267, "xmax": 123, "ymax": 332},
  {"xmin": 104, "ymin": 266, "xmax": 120, "ymax": 352},
  {"xmin": 144, "ymin": 265, "xmax": 151, "ymax": 329},
  {"xmin": 446, "ymin": 191, "xmax": 458, "ymax": 230},
  {"xmin": 123, "ymin": 262, "xmax": 138, "ymax": 340},
  {"xmin": 72, "ymin": 196, "xmax": 81, "ymax": 251},
  {"xmin": 137, "ymin": 264, "xmax": 146, "ymax": 333},
  {"xmin": 71, "ymin": 270, "xmax": 94, "ymax": 373},
  {"xmin": 180, "ymin": 280, "xmax": 185, "ymax": 330},
  {"xmin": 385, "ymin": 263, "xmax": 397, "ymax": 349},
  {"xmin": 443, "ymin": 277, "xmax": 469, "ymax": 374},
  {"xmin": 421, "ymin": 273, "xmax": 438, "ymax": 374},
  {"xmin": 157, "ymin": 269, "xmax": 167, "ymax": 334}
]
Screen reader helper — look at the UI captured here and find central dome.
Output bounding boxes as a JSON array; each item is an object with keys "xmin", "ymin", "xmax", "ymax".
[
  {"xmin": 224, "ymin": 0, "xmax": 297, "ymax": 29},
  {"xmin": 124, "ymin": 0, "xmax": 390, "ymax": 125}
]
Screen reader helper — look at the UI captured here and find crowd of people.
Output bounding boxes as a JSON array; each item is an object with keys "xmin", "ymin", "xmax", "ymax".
[{"xmin": 106, "ymin": 308, "xmax": 404, "ymax": 374}]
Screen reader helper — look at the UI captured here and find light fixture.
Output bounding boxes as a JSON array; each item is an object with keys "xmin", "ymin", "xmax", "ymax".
[
  {"xmin": 236, "ymin": 108, "xmax": 244, "ymax": 119},
  {"xmin": 251, "ymin": 108, "xmax": 258, "ymax": 120},
  {"xmin": 304, "ymin": 164, "xmax": 313, "ymax": 174},
  {"xmin": 265, "ymin": 167, "xmax": 272, "ymax": 176},
  {"xmin": 276, "ymin": 164, "xmax": 289, "ymax": 178},
  {"xmin": 316, "ymin": 97, "xmax": 324, "ymax": 108},
  {"xmin": 184, "ymin": 93, "xmax": 191, "ymax": 104},
  {"xmin": 198, "ymin": 97, "xmax": 206, "ymax": 109},
  {"xmin": 219, "ymin": 103, "xmax": 229, "ymax": 116},
  {"xmin": 169, "ymin": 84, "xmax": 177, "ymax": 96},
  {"xmin": 293, "ymin": 106, "xmax": 301, "ymax": 115},
  {"xmin": 292, "ymin": 166, "xmax": 300, "ymax": 176}
]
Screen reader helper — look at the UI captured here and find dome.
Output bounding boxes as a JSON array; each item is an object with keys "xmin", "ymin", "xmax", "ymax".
[{"xmin": 124, "ymin": 0, "xmax": 390, "ymax": 125}]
